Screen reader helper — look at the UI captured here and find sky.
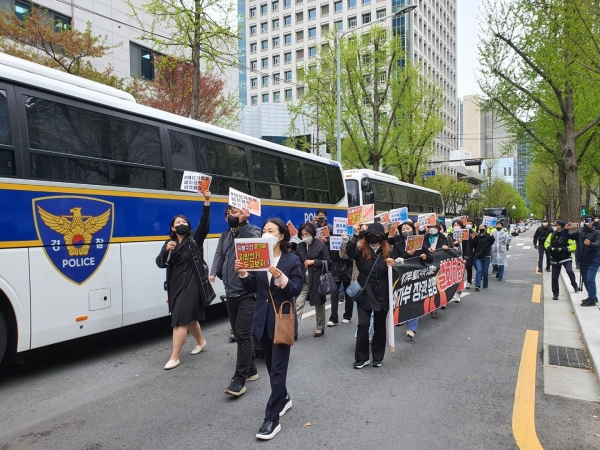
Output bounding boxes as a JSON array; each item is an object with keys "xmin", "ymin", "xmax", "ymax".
[{"xmin": 457, "ymin": 0, "xmax": 483, "ymax": 98}]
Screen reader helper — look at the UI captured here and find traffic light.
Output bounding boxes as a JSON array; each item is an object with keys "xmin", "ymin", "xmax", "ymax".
[{"xmin": 582, "ymin": 205, "xmax": 587, "ymax": 216}]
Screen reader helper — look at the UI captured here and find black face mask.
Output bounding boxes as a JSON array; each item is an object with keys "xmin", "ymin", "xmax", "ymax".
[
  {"xmin": 175, "ymin": 224, "xmax": 190, "ymax": 235},
  {"xmin": 317, "ymin": 217, "xmax": 327, "ymax": 225},
  {"xmin": 496, "ymin": 227, "xmax": 502, "ymax": 231},
  {"xmin": 366, "ymin": 234, "xmax": 381, "ymax": 244},
  {"xmin": 227, "ymin": 215, "xmax": 240, "ymax": 228},
  {"xmin": 479, "ymin": 229, "xmax": 486, "ymax": 234},
  {"xmin": 402, "ymin": 231, "xmax": 413, "ymax": 238}
]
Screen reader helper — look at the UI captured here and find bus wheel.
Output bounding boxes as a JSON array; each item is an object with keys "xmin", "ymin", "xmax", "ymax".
[{"xmin": 0, "ymin": 309, "xmax": 7, "ymax": 365}]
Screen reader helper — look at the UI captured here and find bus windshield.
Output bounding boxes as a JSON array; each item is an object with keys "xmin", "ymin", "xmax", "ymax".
[{"xmin": 345, "ymin": 179, "xmax": 359, "ymax": 207}]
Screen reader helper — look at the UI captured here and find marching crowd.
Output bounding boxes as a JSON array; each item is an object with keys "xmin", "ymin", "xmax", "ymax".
[{"xmin": 154, "ymin": 191, "xmax": 600, "ymax": 441}]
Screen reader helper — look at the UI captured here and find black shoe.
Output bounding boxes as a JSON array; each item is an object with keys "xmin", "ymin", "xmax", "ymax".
[
  {"xmin": 313, "ymin": 330, "xmax": 324, "ymax": 337},
  {"xmin": 552, "ymin": 295, "xmax": 559, "ymax": 300},
  {"xmin": 229, "ymin": 330, "xmax": 236, "ymax": 342},
  {"xmin": 581, "ymin": 301, "xmax": 598, "ymax": 307},
  {"xmin": 279, "ymin": 395, "xmax": 292, "ymax": 417},
  {"xmin": 340, "ymin": 296, "xmax": 345, "ymax": 303},
  {"xmin": 256, "ymin": 420, "xmax": 281, "ymax": 440},
  {"xmin": 224, "ymin": 381, "xmax": 246, "ymax": 397},
  {"xmin": 475, "ymin": 286, "xmax": 481, "ymax": 291},
  {"xmin": 546, "ymin": 268, "xmax": 551, "ymax": 272},
  {"xmin": 353, "ymin": 360, "xmax": 370, "ymax": 369},
  {"xmin": 572, "ymin": 286, "xmax": 579, "ymax": 293},
  {"xmin": 580, "ymin": 298, "xmax": 592, "ymax": 306},
  {"xmin": 372, "ymin": 360, "xmax": 382, "ymax": 367}
]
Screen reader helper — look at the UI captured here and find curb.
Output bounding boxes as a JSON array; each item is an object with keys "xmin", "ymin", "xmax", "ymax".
[{"xmin": 559, "ymin": 268, "xmax": 600, "ymax": 386}]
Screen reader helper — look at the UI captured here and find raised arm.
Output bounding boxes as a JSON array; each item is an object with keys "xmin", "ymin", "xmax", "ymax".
[{"xmin": 193, "ymin": 192, "xmax": 211, "ymax": 243}]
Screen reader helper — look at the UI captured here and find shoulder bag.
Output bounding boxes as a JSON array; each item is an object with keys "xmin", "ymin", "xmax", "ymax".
[
  {"xmin": 269, "ymin": 290, "xmax": 295, "ymax": 346},
  {"xmin": 346, "ymin": 253, "xmax": 381, "ymax": 305},
  {"xmin": 318, "ymin": 261, "xmax": 338, "ymax": 295}
]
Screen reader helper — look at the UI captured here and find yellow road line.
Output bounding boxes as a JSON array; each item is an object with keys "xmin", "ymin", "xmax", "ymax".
[
  {"xmin": 512, "ymin": 330, "xmax": 543, "ymax": 450},
  {"xmin": 531, "ymin": 285, "xmax": 541, "ymax": 304}
]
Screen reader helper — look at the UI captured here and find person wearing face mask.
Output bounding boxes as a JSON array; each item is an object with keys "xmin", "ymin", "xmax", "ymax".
[
  {"xmin": 209, "ymin": 205, "xmax": 262, "ymax": 396},
  {"xmin": 293, "ymin": 223, "xmax": 332, "ymax": 337},
  {"xmin": 544, "ymin": 220, "xmax": 578, "ymax": 300},
  {"xmin": 491, "ymin": 221, "xmax": 512, "ymax": 282},
  {"xmin": 565, "ymin": 217, "xmax": 600, "ymax": 306},
  {"xmin": 472, "ymin": 223, "xmax": 495, "ymax": 291},
  {"xmin": 156, "ymin": 190, "xmax": 214, "ymax": 370},
  {"xmin": 312, "ymin": 208, "xmax": 333, "ymax": 241},
  {"xmin": 464, "ymin": 219, "xmax": 476, "ymax": 288},
  {"xmin": 235, "ymin": 218, "xmax": 303, "ymax": 440},
  {"xmin": 422, "ymin": 221, "xmax": 450, "ymax": 316},
  {"xmin": 593, "ymin": 214, "xmax": 600, "ymax": 231},
  {"xmin": 346, "ymin": 223, "xmax": 396, "ymax": 368},
  {"xmin": 533, "ymin": 219, "xmax": 553, "ymax": 272}
]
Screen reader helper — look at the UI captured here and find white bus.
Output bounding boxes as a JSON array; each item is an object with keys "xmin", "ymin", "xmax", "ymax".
[
  {"xmin": 343, "ymin": 169, "xmax": 444, "ymax": 217},
  {"xmin": 0, "ymin": 54, "xmax": 347, "ymax": 364}
]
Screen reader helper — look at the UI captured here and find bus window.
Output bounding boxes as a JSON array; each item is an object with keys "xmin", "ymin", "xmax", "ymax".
[
  {"xmin": 372, "ymin": 181, "xmax": 392, "ymax": 211},
  {"xmin": 326, "ymin": 165, "xmax": 345, "ymax": 204},
  {"xmin": 252, "ymin": 150, "xmax": 304, "ymax": 201},
  {"xmin": 391, "ymin": 185, "xmax": 408, "ymax": 207},
  {"xmin": 345, "ymin": 179, "xmax": 359, "ymax": 207},
  {"xmin": 305, "ymin": 163, "xmax": 329, "ymax": 203},
  {"xmin": 0, "ymin": 149, "xmax": 14, "ymax": 176},
  {"xmin": 0, "ymin": 90, "xmax": 12, "ymax": 146}
]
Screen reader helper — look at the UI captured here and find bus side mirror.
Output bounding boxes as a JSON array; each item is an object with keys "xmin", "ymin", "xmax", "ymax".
[
  {"xmin": 364, "ymin": 191, "xmax": 375, "ymax": 204},
  {"xmin": 361, "ymin": 179, "xmax": 372, "ymax": 191}
]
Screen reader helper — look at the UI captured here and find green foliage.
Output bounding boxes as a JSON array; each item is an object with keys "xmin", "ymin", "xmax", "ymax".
[
  {"xmin": 481, "ymin": 179, "xmax": 528, "ymax": 221},
  {"xmin": 423, "ymin": 175, "xmax": 472, "ymax": 216},
  {"xmin": 525, "ymin": 164, "xmax": 560, "ymax": 221}
]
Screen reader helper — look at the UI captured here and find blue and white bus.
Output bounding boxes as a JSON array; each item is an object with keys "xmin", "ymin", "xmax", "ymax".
[{"xmin": 0, "ymin": 54, "xmax": 347, "ymax": 364}]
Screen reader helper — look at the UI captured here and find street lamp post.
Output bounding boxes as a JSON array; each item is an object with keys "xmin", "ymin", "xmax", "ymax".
[{"xmin": 335, "ymin": 3, "xmax": 417, "ymax": 164}]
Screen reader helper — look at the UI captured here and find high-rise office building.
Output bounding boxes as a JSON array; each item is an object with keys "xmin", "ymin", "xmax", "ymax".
[{"xmin": 239, "ymin": 0, "xmax": 458, "ymax": 172}]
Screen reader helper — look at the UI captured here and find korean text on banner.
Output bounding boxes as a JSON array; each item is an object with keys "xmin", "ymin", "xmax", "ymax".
[
  {"xmin": 333, "ymin": 217, "xmax": 348, "ymax": 235},
  {"xmin": 229, "ymin": 187, "xmax": 261, "ymax": 216},
  {"xmin": 234, "ymin": 238, "xmax": 274, "ymax": 271},
  {"xmin": 316, "ymin": 226, "xmax": 330, "ymax": 238},
  {"xmin": 388, "ymin": 222, "xmax": 400, "ymax": 237},
  {"xmin": 406, "ymin": 234, "xmax": 424, "ymax": 252},
  {"xmin": 452, "ymin": 215, "xmax": 467, "ymax": 226},
  {"xmin": 417, "ymin": 213, "xmax": 437, "ymax": 227},
  {"xmin": 482, "ymin": 216, "xmax": 497, "ymax": 227},
  {"xmin": 453, "ymin": 229, "xmax": 469, "ymax": 241},
  {"xmin": 347, "ymin": 204, "xmax": 375, "ymax": 226},
  {"xmin": 330, "ymin": 236, "xmax": 343, "ymax": 251},
  {"xmin": 389, "ymin": 207, "xmax": 408, "ymax": 223},
  {"xmin": 378, "ymin": 212, "xmax": 390, "ymax": 223},
  {"xmin": 287, "ymin": 220, "xmax": 298, "ymax": 238},
  {"xmin": 181, "ymin": 171, "xmax": 212, "ymax": 193}
]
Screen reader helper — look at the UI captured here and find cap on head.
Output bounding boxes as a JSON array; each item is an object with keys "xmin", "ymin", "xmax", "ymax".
[
  {"xmin": 364, "ymin": 222, "xmax": 386, "ymax": 238},
  {"xmin": 555, "ymin": 220, "xmax": 566, "ymax": 227}
]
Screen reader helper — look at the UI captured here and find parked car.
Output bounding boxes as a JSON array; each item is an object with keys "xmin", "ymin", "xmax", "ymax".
[
  {"xmin": 518, "ymin": 223, "xmax": 527, "ymax": 233},
  {"xmin": 510, "ymin": 224, "xmax": 519, "ymax": 236}
]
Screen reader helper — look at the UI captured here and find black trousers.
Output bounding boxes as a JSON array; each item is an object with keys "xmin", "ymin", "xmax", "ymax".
[
  {"xmin": 551, "ymin": 261, "xmax": 578, "ymax": 295},
  {"xmin": 260, "ymin": 328, "xmax": 291, "ymax": 422},
  {"xmin": 355, "ymin": 303, "xmax": 388, "ymax": 362},
  {"xmin": 227, "ymin": 293, "xmax": 257, "ymax": 383},
  {"xmin": 329, "ymin": 279, "xmax": 353, "ymax": 323},
  {"xmin": 538, "ymin": 245, "xmax": 551, "ymax": 271},
  {"xmin": 466, "ymin": 264, "xmax": 473, "ymax": 284}
]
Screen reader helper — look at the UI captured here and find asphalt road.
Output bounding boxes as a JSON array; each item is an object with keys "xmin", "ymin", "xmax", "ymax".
[{"xmin": 1, "ymin": 233, "xmax": 599, "ymax": 449}]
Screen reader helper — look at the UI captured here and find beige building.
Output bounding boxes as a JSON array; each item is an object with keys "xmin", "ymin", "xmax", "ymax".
[{"xmin": 461, "ymin": 94, "xmax": 481, "ymax": 159}]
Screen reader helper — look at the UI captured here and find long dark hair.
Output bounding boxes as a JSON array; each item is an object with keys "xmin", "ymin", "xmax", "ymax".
[
  {"xmin": 169, "ymin": 214, "xmax": 191, "ymax": 240},
  {"xmin": 263, "ymin": 218, "xmax": 291, "ymax": 252},
  {"xmin": 298, "ymin": 222, "xmax": 316, "ymax": 238}
]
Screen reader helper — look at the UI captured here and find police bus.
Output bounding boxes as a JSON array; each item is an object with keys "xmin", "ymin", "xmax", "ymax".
[
  {"xmin": 0, "ymin": 54, "xmax": 347, "ymax": 364},
  {"xmin": 344, "ymin": 169, "xmax": 444, "ymax": 218}
]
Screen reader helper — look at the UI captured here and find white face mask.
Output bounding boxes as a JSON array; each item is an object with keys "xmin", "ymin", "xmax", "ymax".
[
  {"xmin": 581, "ymin": 222, "xmax": 585, "ymax": 228},
  {"xmin": 429, "ymin": 229, "xmax": 438, "ymax": 235},
  {"xmin": 454, "ymin": 226, "xmax": 461, "ymax": 230},
  {"xmin": 262, "ymin": 233, "xmax": 280, "ymax": 248},
  {"xmin": 595, "ymin": 219, "xmax": 599, "ymax": 223},
  {"xmin": 466, "ymin": 224, "xmax": 472, "ymax": 229},
  {"xmin": 302, "ymin": 236, "xmax": 313, "ymax": 245}
]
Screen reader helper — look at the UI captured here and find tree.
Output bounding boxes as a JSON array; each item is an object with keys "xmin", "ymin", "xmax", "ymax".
[
  {"xmin": 141, "ymin": 57, "xmax": 238, "ymax": 128},
  {"xmin": 423, "ymin": 175, "xmax": 472, "ymax": 216},
  {"xmin": 129, "ymin": 0, "xmax": 238, "ymax": 121},
  {"xmin": 288, "ymin": 27, "xmax": 444, "ymax": 178},
  {"xmin": 478, "ymin": 0, "xmax": 600, "ymax": 222},
  {"xmin": 481, "ymin": 179, "xmax": 528, "ymax": 221},
  {"xmin": 525, "ymin": 164, "xmax": 560, "ymax": 221}
]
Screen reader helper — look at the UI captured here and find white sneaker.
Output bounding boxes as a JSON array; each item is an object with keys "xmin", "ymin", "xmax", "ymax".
[
  {"xmin": 466, "ymin": 282, "xmax": 471, "ymax": 289},
  {"xmin": 326, "ymin": 320, "xmax": 338, "ymax": 327},
  {"xmin": 191, "ymin": 340, "xmax": 207, "ymax": 355},
  {"xmin": 406, "ymin": 330, "xmax": 415, "ymax": 339},
  {"xmin": 164, "ymin": 359, "xmax": 180, "ymax": 370},
  {"xmin": 453, "ymin": 294, "xmax": 461, "ymax": 303},
  {"xmin": 341, "ymin": 319, "xmax": 350, "ymax": 324}
]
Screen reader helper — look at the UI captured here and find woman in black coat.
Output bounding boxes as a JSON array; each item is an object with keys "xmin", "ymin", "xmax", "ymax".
[
  {"xmin": 472, "ymin": 224, "xmax": 495, "ymax": 291},
  {"xmin": 346, "ymin": 222, "xmax": 396, "ymax": 368},
  {"xmin": 235, "ymin": 218, "xmax": 303, "ymax": 440},
  {"xmin": 156, "ymin": 190, "xmax": 214, "ymax": 370},
  {"xmin": 293, "ymin": 222, "xmax": 332, "ymax": 337}
]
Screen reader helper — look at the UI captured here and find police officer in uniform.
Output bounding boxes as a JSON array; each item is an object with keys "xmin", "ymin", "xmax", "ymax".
[
  {"xmin": 533, "ymin": 219, "xmax": 552, "ymax": 272},
  {"xmin": 544, "ymin": 220, "xmax": 578, "ymax": 300}
]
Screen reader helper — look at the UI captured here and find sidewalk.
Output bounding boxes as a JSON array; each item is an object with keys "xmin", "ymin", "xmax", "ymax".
[{"xmin": 559, "ymin": 267, "xmax": 600, "ymax": 388}]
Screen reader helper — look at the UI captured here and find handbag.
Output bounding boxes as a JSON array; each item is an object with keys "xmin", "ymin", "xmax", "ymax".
[
  {"xmin": 318, "ymin": 261, "xmax": 338, "ymax": 295},
  {"xmin": 269, "ymin": 290, "xmax": 295, "ymax": 346},
  {"xmin": 346, "ymin": 253, "xmax": 381, "ymax": 305}
]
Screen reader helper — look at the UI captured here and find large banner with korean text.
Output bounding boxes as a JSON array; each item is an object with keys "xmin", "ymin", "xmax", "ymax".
[{"xmin": 390, "ymin": 250, "xmax": 465, "ymax": 325}]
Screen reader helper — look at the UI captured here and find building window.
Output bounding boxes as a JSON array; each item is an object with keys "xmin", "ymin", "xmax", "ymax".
[
  {"xmin": 261, "ymin": 57, "xmax": 268, "ymax": 68},
  {"xmin": 273, "ymin": 18, "xmax": 280, "ymax": 29},
  {"xmin": 250, "ymin": 7, "xmax": 257, "ymax": 17},
  {"xmin": 321, "ymin": 4, "xmax": 329, "ymax": 16},
  {"xmin": 348, "ymin": 16, "xmax": 356, "ymax": 28},
  {"xmin": 272, "ymin": 0, "xmax": 279, "ymax": 11},
  {"xmin": 262, "ymin": 75, "xmax": 269, "ymax": 86},
  {"xmin": 334, "ymin": 1, "xmax": 343, "ymax": 12},
  {"xmin": 284, "ymin": 0, "xmax": 291, "ymax": 7},
  {"xmin": 285, "ymin": 89, "xmax": 292, "ymax": 101},
  {"xmin": 251, "ymin": 95, "xmax": 258, "ymax": 105},
  {"xmin": 284, "ymin": 52, "xmax": 292, "ymax": 63},
  {"xmin": 284, "ymin": 34, "xmax": 292, "ymax": 45},
  {"xmin": 260, "ymin": 3, "xmax": 268, "ymax": 14},
  {"xmin": 273, "ymin": 36, "xmax": 280, "ymax": 48},
  {"xmin": 273, "ymin": 54, "xmax": 280, "ymax": 66},
  {"xmin": 274, "ymin": 73, "xmax": 281, "ymax": 84},
  {"xmin": 376, "ymin": 8, "xmax": 386, "ymax": 19},
  {"xmin": 308, "ymin": 8, "xmax": 316, "ymax": 20},
  {"xmin": 262, "ymin": 93, "xmax": 269, "ymax": 103},
  {"xmin": 308, "ymin": 27, "xmax": 316, "ymax": 39},
  {"xmin": 261, "ymin": 22, "xmax": 268, "ymax": 33},
  {"xmin": 308, "ymin": 46, "xmax": 317, "ymax": 58},
  {"xmin": 362, "ymin": 0, "xmax": 370, "ymax": 4},
  {"xmin": 321, "ymin": 23, "xmax": 329, "ymax": 34},
  {"xmin": 284, "ymin": 15, "xmax": 291, "ymax": 26},
  {"xmin": 297, "ymin": 87, "xmax": 304, "ymax": 98},
  {"xmin": 296, "ymin": 30, "xmax": 304, "ymax": 42},
  {"xmin": 284, "ymin": 70, "xmax": 292, "ymax": 81},
  {"xmin": 130, "ymin": 43, "xmax": 156, "ymax": 80},
  {"xmin": 273, "ymin": 91, "xmax": 281, "ymax": 103},
  {"xmin": 362, "ymin": 13, "xmax": 371, "ymax": 24},
  {"xmin": 348, "ymin": 0, "xmax": 356, "ymax": 9},
  {"xmin": 250, "ymin": 25, "xmax": 257, "ymax": 36},
  {"xmin": 251, "ymin": 78, "xmax": 258, "ymax": 88},
  {"xmin": 334, "ymin": 20, "xmax": 342, "ymax": 31},
  {"xmin": 251, "ymin": 60, "xmax": 257, "ymax": 70},
  {"xmin": 261, "ymin": 40, "xmax": 268, "ymax": 50},
  {"xmin": 250, "ymin": 42, "xmax": 257, "ymax": 53},
  {"xmin": 296, "ymin": 11, "xmax": 303, "ymax": 23}
]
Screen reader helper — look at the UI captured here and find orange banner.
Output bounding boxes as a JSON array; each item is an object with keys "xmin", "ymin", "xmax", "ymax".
[{"xmin": 348, "ymin": 204, "xmax": 374, "ymax": 226}]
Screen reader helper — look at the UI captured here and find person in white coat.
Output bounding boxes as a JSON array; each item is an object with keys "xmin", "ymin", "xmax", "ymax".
[{"xmin": 491, "ymin": 222, "xmax": 512, "ymax": 281}]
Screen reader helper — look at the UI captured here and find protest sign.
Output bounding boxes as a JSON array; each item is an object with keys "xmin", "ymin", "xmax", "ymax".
[
  {"xmin": 390, "ymin": 250, "xmax": 464, "ymax": 325},
  {"xmin": 181, "ymin": 171, "xmax": 212, "ymax": 193},
  {"xmin": 406, "ymin": 234, "xmax": 424, "ymax": 252},
  {"xmin": 333, "ymin": 217, "xmax": 348, "ymax": 235},
  {"xmin": 378, "ymin": 212, "xmax": 390, "ymax": 223},
  {"xmin": 389, "ymin": 207, "xmax": 408, "ymax": 223},
  {"xmin": 287, "ymin": 220, "xmax": 298, "ymax": 238},
  {"xmin": 452, "ymin": 215, "xmax": 467, "ymax": 226},
  {"xmin": 347, "ymin": 225, "xmax": 355, "ymax": 237},
  {"xmin": 316, "ymin": 226, "xmax": 330, "ymax": 238},
  {"xmin": 482, "ymin": 216, "xmax": 497, "ymax": 227},
  {"xmin": 417, "ymin": 213, "xmax": 437, "ymax": 227},
  {"xmin": 330, "ymin": 236, "xmax": 343, "ymax": 251},
  {"xmin": 388, "ymin": 222, "xmax": 400, "ymax": 236},
  {"xmin": 347, "ymin": 204, "xmax": 374, "ymax": 226},
  {"xmin": 453, "ymin": 229, "xmax": 470, "ymax": 241},
  {"xmin": 234, "ymin": 238, "xmax": 273, "ymax": 271},
  {"xmin": 229, "ymin": 187, "xmax": 261, "ymax": 216}
]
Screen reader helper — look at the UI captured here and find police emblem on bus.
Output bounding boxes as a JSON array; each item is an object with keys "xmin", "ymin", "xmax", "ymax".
[{"xmin": 32, "ymin": 196, "xmax": 114, "ymax": 285}]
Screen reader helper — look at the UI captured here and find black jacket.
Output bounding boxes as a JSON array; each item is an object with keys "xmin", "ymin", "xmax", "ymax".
[
  {"xmin": 472, "ymin": 232, "xmax": 495, "ymax": 259},
  {"xmin": 393, "ymin": 236, "xmax": 433, "ymax": 263},
  {"xmin": 533, "ymin": 225, "xmax": 552, "ymax": 246},
  {"xmin": 422, "ymin": 232, "xmax": 449, "ymax": 253},
  {"xmin": 294, "ymin": 239, "xmax": 332, "ymax": 306},
  {"xmin": 331, "ymin": 249, "xmax": 354, "ymax": 282}
]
